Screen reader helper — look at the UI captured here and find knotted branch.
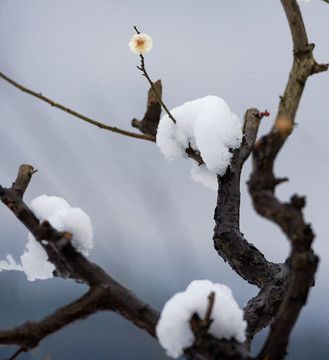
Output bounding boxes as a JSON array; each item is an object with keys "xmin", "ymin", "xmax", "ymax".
[{"xmin": 246, "ymin": 1, "xmax": 325, "ymax": 358}]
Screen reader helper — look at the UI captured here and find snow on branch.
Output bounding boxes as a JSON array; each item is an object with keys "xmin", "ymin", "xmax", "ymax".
[
  {"xmin": 156, "ymin": 96, "xmax": 242, "ymax": 190},
  {"xmin": 0, "ymin": 165, "xmax": 160, "ymax": 353},
  {"xmin": 156, "ymin": 280, "xmax": 246, "ymax": 358},
  {"xmin": 0, "ymin": 194, "xmax": 93, "ymax": 281}
]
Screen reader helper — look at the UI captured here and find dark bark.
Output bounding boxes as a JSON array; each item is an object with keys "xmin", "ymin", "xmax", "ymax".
[{"xmin": 246, "ymin": 1, "xmax": 326, "ymax": 358}]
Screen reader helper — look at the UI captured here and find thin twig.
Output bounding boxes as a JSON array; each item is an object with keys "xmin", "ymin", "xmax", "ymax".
[
  {"xmin": 133, "ymin": 26, "xmax": 177, "ymax": 124},
  {"xmin": 137, "ymin": 56, "xmax": 177, "ymax": 124},
  {"xmin": 5, "ymin": 346, "xmax": 27, "ymax": 360},
  {"xmin": 0, "ymin": 72, "xmax": 154, "ymax": 142},
  {"xmin": 203, "ymin": 292, "xmax": 215, "ymax": 328}
]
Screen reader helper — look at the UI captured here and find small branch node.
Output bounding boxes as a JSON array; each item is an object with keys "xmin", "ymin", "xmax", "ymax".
[
  {"xmin": 290, "ymin": 194, "xmax": 306, "ymax": 209},
  {"xmin": 274, "ymin": 177, "xmax": 289, "ymax": 186}
]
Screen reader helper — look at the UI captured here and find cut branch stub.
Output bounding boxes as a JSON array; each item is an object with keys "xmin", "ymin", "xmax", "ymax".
[
  {"xmin": 131, "ymin": 79, "xmax": 162, "ymax": 138},
  {"xmin": 187, "ymin": 296, "xmax": 251, "ymax": 360},
  {"xmin": 11, "ymin": 164, "xmax": 36, "ymax": 198},
  {"xmin": 189, "ymin": 291, "xmax": 216, "ymax": 337}
]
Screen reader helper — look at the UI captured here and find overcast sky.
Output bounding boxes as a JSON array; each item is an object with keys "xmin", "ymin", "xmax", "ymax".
[{"xmin": 0, "ymin": 1, "xmax": 329, "ymax": 359}]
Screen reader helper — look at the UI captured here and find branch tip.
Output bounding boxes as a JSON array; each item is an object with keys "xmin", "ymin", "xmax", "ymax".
[
  {"xmin": 6, "ymin": 347, "xmax": 28, "ymax": 360},
  {"xmin": 0, "ymin": 72, "xmax": 153, "ymax": 142},
  {"xmin": 204, "ymin": 291, "xmax": 215, "ymax": 327}
]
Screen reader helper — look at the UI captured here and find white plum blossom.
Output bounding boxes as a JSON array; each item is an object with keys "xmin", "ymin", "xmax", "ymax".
[
  {"xmin": 156, "ymin": 96, "xmax": 242, "ymax": 190},
  {"xmin": 0, "ymin": 195, "xmax": 94, "ymax": 281},
  {"xmin": 129, "ymin": 33, "xmax": 153, "ymax": 55},
  {"xmin": 156, "ymin": 280, "xmax": 247, "ymax": 358}
]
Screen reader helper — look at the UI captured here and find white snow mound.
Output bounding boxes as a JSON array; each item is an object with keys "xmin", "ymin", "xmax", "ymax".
[
  {"xmin": 156, "ymin": 96, "xmax": 242, "ymax": 190},
  {"xmin": 156, "ymin": 279, "xmax": 247, "ymax": 358},
  {"xmin": 0, "ymin": 195, "xmax": 93, "ymax": 281}
]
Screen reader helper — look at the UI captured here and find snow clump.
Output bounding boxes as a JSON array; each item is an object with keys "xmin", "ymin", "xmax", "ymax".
[
  {"xmin": 0, "ymin": 195, "xmax": 93, "ymax": 281},
  {"xmin": 156, "ymin": 96, "xmax": 242, "ymax": 190},
  {"xmin": 156, "ymin": 279, "xmax": 247, "ymax": 358}
]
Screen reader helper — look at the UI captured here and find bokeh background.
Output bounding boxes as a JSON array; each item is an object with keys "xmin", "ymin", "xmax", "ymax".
[{"xmin": 0, "ymin": 0, "xmax": 328, "ymax": 359}]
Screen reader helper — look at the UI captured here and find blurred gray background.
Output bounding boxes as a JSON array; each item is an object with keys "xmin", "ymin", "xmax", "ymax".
[{"xmin": 0, "ymin": 0, "xmax": 328, "ymax": 359}]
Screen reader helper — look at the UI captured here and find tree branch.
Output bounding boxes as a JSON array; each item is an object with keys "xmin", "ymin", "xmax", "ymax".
[
  {"xmin": 0, "ymin": 72, "xmax": 154, "ymax": 142},
  {"xmin": 0, "ymin": 287, "xmax": 107, "ymax": 348},
  {"xmin": 245, "ymin": 1, "xmax": 324, "ymax": 358},
  {"xmin": 211, "ymin": 109, "xmax": 292, "ymax": 342},
  {"xmin": 5, "ymin": 347, "xmax": 27, "ymax": 360},
  {"xmin": 0, "ymin": 165, "xmax": 160, "ymax": 352},
  {"xmin": 253, "ymin": 195, "xmax": 318, "ymax": 360},
  {"xmin": 244, "ymin": 264, "xmax": 290, "ymax": 341},
  {"xmin": 0, "ymin": 284, "xmax": 158, "ymax": 348},
  {"xmin": 213, "ymin": 109, "xmax": 278, "ymax": 289},
  {"xmin": 276, "ymin": 0, "xmax": 328, "ymax": 140}
]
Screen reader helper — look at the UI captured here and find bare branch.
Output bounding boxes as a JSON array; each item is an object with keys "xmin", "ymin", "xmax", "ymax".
[
  {"xmin": 0, "ymin": 288, "xmax": 105, "ymax": 348},
  {"xmin": 253, "ymin": 195, "xmax": 318, "ymax": 360},
  {"xmin": 244, "ymin": 265, "xmax": 290, "ymax": 340},
  {"xmin": 5, "ymin": 347, "xmax": 27, "ymax": 360},
  {"xmin": 203, "ymin": 292, "xmax": 215, "ymax": 329},
  {"xmin": 0, "ymin": 284, "xmax": 158, "ymax": 350},
  {"xmin": 278, "ymin": 0, "xmax": 328, "ymax": 123},
  {"xmin": 246, "ymin": 1, "xmax": 323, "ymax": 358},
  {"xmin": 0, "ymin": 72, "xmax": 154, "ymax": 142}
]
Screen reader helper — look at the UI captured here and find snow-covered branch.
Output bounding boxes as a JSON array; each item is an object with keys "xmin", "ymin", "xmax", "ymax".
[{"xmin": 0, "ymin": 165, "xmax": 159, "ymax": 350}]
